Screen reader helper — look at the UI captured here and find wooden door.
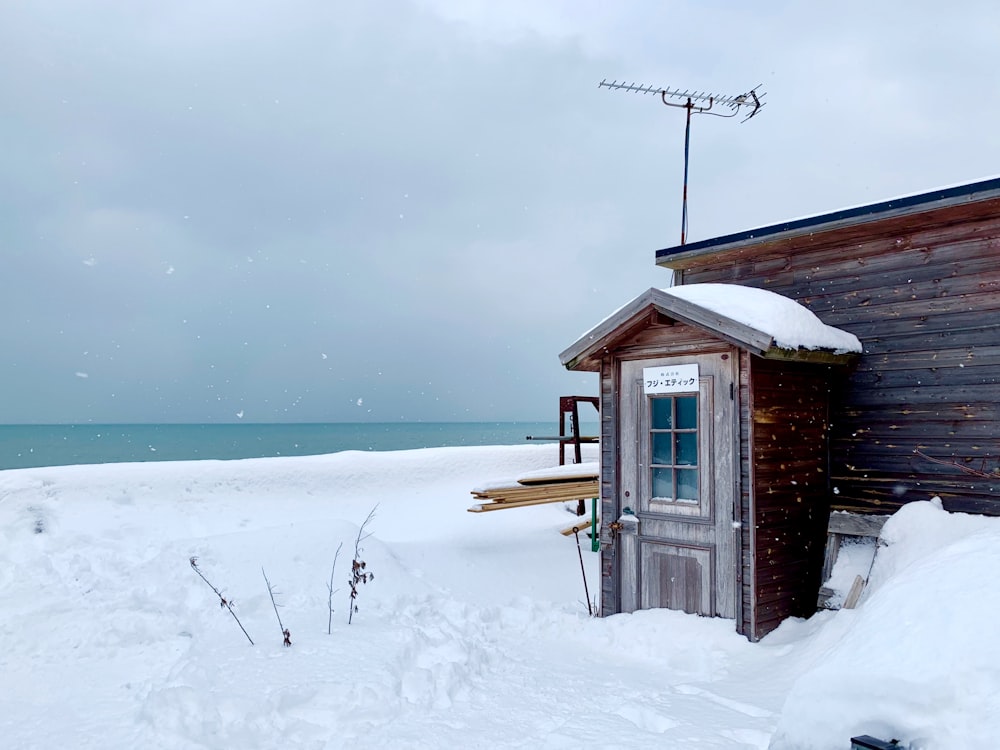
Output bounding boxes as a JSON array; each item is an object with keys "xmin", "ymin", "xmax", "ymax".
[{"xmin": 619, "ymin": 352, "xmax": 738, "ymax": 619}]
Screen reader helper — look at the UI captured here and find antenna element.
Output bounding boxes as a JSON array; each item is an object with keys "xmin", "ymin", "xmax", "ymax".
[{"xmin": 599, "ymin": 79, "xmax": 766, "ymax": 244}]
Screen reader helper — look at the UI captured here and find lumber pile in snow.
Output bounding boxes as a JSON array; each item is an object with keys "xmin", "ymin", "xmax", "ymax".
[{"xmin": 468, "ymin": 462, "xmax": 599, "ymax": 513}]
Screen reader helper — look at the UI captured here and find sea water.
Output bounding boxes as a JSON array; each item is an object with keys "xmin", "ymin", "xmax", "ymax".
[{"xmin": 0, "ymin": 422, "xmax": 600, "ymax": 471}]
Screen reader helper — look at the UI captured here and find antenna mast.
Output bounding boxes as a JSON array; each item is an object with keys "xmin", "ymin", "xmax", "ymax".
[{"xmin": 599, "ymin": 79, "xmax": 766, "ymax": 245}]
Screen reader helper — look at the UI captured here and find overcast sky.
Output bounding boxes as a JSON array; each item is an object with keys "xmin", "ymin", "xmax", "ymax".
[{"xmin": 2, "ymin": 1, "xmax": 998, "ymax": 424}]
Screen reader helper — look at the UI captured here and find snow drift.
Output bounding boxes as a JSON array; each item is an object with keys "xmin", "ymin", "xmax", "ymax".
[{"xmin": 1, "ymin": 447, "xmax": 997, "ymax": 749}]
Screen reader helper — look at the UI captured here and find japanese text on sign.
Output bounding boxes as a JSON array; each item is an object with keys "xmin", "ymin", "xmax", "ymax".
[{"xmin": 643, "ymin": 363, "xmax": 699, "ymax": 394}]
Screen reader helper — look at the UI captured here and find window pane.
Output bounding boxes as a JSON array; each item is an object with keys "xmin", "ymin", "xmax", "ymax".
[
  {"xmin": 651, "ymin": 433, "xmax": 672, "ymax": 465},
  {"xmin": 676, "ymin": 469, "xmax": 698, "ymax": 502},
  {"xmin": 676, "ymin": 395, "xmax": 697, "ymax": 429},
  {"xmin": 648, "ymin": 390, "xmax": 700, "ymax": 511},
  {"xmin": 652, "ymin": 467, "xmax": 673, "ymax": 500},
  {"xmin": 675, "ymin": 433, "xmax": 697, "ymax": 466},
  {"xmin": 651, "ymin": 397, "xmax": 673, "ymax": 429}
]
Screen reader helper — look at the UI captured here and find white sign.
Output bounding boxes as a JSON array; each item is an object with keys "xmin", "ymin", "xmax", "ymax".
[{"xmin": 643, "ymin": 363, "xmax": 699, "ymax": 394}]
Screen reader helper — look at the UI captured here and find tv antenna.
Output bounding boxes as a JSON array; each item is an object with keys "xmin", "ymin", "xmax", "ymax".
[{"xmin": 599, "ymin": 79, "xmax": 766, "ymax": 245}]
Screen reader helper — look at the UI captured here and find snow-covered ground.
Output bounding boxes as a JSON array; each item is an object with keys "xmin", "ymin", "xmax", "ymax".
[{"xmin": 2, "ymin": 444, "xmax": 997, "ymax": 749}]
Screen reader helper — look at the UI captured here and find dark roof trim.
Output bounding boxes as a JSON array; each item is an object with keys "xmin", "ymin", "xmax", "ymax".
[{"xmin": 656, "ymin": 175, "xmax": 1000, "ymax": 265}]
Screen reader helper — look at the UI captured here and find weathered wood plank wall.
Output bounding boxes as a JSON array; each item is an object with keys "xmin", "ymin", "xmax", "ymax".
[
  {"xmin": 598, "ymin": 357, "xmax": 618, "ymax": 617},
  {"xmin": 738, "ymin": 350, "xmax": 753, "ymax": 636},
  {"xmin": 676, "ymin": 199, "xmax": 1000, "ymax": 516},
  {"xmin": 747, "ymin": 357, "xmax": 832, "ymax": 639}
]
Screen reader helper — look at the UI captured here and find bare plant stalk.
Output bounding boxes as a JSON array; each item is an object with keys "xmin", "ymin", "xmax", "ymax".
[
  {"xmin": 327, "ymin": 541, "xmax": 343, "ymax": 635},
  {"xmin": 348, "ymin": 505, "xmax": 378, "ymax": 625},
  {"xmin": 189, "ymin": 557, "xmax": 254, "ymax": 645},
  {"xmin": 262, "ymin": 568, "xmax": 291, "ymax": 647},
  {"xmin": 913, "ymin": 448, "xmax": 1000, "ymax": 479},
  {"xmin": 571, "ymin": 526, "xmax": 593, "ymax": 616}
]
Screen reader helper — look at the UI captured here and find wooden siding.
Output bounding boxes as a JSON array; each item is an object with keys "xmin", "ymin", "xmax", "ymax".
[
  {"xmin": 677, "ymin": 201, "xmax": 1000, "ymax": 517},
  {"xmin": 598, "ymin": 356, "xmax": 618, "ymax": 617},
  {"xmin": 748, "ymin": 357, "xmax": 832, "ymax": 640},
  {"xmin": 738, "ymin": 351, "xmax": 753, "ymax": 637}
]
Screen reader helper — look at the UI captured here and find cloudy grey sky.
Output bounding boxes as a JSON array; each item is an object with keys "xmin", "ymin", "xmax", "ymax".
[{"xmin": 2, "ymin": 1, "xmax": 998, "ymax": 424}]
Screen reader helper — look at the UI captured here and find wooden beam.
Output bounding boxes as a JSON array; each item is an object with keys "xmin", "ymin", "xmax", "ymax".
[
  {"xmin": 828, "ymin": 512, "xmax": 889, "ymax": 537},
  {"xmin": 469, "ymin": 496, "xmax": 592, "ymax": 512},
  {"xmin": 471, "ymin": 480, "xmax": 599, "ymax": 504},
  {"xmin": 560, "ymin": 519, "xmax": 597, "ymax": 536},
  {"xmin": 842, "ymin": 575, "xmax": 866, "ymax": 609},
  {"xmin": 760, "ymin": 346, "xmax": 859, "ymax": 365}
]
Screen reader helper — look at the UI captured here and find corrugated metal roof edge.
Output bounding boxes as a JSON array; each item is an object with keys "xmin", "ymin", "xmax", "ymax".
[{"xmin": 655, "ymin": 175, "xmax": 1000, "ymax": 265}]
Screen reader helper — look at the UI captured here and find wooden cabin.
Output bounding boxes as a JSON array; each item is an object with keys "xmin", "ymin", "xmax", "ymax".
[{"xmin": 560, "ymin": 176, "xmax": 1000, "ymax": 640}]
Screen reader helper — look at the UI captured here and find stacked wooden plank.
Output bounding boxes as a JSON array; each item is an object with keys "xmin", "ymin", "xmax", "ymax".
[
  {"xmin": 817, "ymin": 511, "xmax": 888, "ymax": 610},
  {"xmin": 468, "ymin": 462, "xmax": 599, "ymax": 513}
]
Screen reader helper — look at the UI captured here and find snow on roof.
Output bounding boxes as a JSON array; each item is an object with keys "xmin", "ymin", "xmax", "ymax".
[{"xmin": 663, "ymin": 283, "xmax": 863, "ymax": 354}]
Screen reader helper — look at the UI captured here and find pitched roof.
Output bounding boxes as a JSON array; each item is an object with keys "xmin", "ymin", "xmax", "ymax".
[{"xmin": 560, "ymin": 284, "xmax": 861, "ymax": 371}]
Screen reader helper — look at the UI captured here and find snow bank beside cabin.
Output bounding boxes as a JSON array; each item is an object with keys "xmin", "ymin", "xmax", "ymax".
[
  {"xmin": 769, "ymin": 500, "xmax": 1000, "ymax": 749},
  {"xmin": 664, "ymin": 283, "xmax": 863, "ymax": 353},
  {"xmin": 2, "ymin": 447, "xmax": 999, "ymax": 749}
]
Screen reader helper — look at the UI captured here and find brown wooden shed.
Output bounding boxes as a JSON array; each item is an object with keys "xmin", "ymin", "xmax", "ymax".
[
  {"xmin": 561, "ymin": 286, "xmax": 860, "ymax": 639},
  {"xmin": 562, "ymin": 175, "xmax": 1000, "ymax": 640}
]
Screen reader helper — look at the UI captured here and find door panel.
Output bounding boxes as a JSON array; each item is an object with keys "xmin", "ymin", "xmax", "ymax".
[
  {"xmin": 620, "ymin": 351, "xmax": 737, "ymax": 619},
  {"xmin": 640, "ymin": 540, "xmax": 713, "ymax": 614}
]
